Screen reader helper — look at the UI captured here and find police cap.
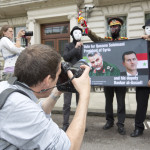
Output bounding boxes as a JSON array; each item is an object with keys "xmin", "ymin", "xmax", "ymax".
[{"xmin": 108, "ymin": 17, "xmax": 124, "ymax": 26}]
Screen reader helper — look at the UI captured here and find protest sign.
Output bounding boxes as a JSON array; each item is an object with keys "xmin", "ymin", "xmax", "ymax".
[{"xmin": 82, "ymin": 38, "xmax": 149, "ymax": 87}]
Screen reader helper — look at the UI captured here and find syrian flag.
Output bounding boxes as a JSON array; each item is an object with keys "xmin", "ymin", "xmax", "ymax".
[{"xmin": 136, "ymin": 53, "xmax": 148, "ymax": 69}]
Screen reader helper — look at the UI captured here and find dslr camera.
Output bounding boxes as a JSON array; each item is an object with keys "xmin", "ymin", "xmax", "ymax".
[
  {"xmin": 57, "ymin": 60, "xmax": 88, "ymax": 93},
  {"xmin": 24, "ymin": 31, "xmax": 33, "ymax": 36}
]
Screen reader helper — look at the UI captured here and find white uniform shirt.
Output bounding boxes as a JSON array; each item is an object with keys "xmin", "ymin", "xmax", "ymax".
[
  {"xmin": 0, "ymin": 81, "xmax": 71, "ymax": 150},
  {"xmin": 0, "ymin": 37, "xmax": 24, "ymax": 69}
]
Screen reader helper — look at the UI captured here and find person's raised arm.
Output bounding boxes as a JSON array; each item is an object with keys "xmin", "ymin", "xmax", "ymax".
[
  {"xmin": 66, "ymin": 65, "xmax": 91, "ymax": 150},
  {"xmin": 15, "ymin": 29, "xmax": 25, "ymax": 48}
]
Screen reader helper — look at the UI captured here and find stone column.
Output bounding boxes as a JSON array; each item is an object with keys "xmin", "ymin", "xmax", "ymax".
[
  {"xmin": 26, "ymin": 19, "xmax": 41, "ymax": 44},
  {"xmin": 68, "ymin": 14, "xmax": 78, "ymax": 42}
]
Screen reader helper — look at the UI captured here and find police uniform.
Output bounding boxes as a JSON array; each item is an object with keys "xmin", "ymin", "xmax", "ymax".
[
  {"xmin": 88, "ymin": 17, "xmax": 127, "ymax": 135},
  {"xmin": 89, "ymin": 61, "xmax": 120, "ymax": 76}
]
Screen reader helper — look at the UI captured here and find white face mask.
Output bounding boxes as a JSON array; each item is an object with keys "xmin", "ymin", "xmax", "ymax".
[
  {"xmin": 145, "ymin": 26, "xmax": 150, "ymax": 35},
  {"xmin": 73, "ymin": 29, "xmax": 82, "ymax": 41}
]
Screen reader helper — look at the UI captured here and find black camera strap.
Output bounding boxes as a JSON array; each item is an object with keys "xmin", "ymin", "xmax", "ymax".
[{"xmin": 9, "ymin": 76, "xmax": 76, "ymax": 94}]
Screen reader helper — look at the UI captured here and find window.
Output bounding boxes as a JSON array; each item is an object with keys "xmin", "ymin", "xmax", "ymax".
[
  {"xmin": 106, "ymin": 16, "xmax": 127, "ymax": 37},
  {"xmin": 44, "ymin": 25, "xmax": 68, "ymax": 35},
  {"xmin": 145, "ymin": 13, "xmax": 150, "ymax": 22},
  {"xmin": 14, "ymin": 26, "xmax": 26, "ymax": 47},
  {"xmin": 41, "ymin": 22, "xmax": 70, "ymax": 56}
]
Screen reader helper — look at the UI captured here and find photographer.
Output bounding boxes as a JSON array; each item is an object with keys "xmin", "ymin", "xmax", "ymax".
[
  {"xmin": 0, "ymin": 44, "xmax": 90, "ymax": 150},
  {"xmin": 0, "ymin": 25, "xmax": 31, "ymax": 80}
]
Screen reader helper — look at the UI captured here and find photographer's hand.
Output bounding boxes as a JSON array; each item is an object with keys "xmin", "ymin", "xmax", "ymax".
[
  {"xmin": 15, "ymin": 29, "xmax": 25, "ymax": 48},
  {"xmin": 66, "ymin": 65, "xmax": 90, "ymax": 150},
  {"xmin": 26, "ymin": 36, "xmax": 31, "ymax": 46},
  {"xmin": 17, "ymin": 29, "xmax": 25, "ymax": 38},
  {"xmin": 68, "ymin": 65, "xmax": 90, "ymax": 95}
]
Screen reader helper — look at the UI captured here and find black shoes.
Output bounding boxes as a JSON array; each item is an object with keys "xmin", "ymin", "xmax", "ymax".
[
  {"xmin": 103, "ymin": 122, "xmax": 114, "ymax": 130},
  {"xmin": 130, "ymin": 129, "xmax": 143, "ymax": 137},
  {"xmin": 118, "ymin": 126, "xmax": 126, "ymax": 135},
  {"xmin": 103, "ymin": 122, "xmax": 126, "ymax": 135}
]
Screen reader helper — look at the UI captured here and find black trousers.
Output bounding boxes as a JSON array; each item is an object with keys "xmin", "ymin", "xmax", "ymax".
[
  {"xmin": 135, "ymin": 87, "xmax": 150, "ymax": 131},
  {"xmin": 104, "ymin": 86, "xmax": 126, "ymax": 126},
  {"xmin": 63, "ymin": 92, "xmax": 79, "ymax": 127}
]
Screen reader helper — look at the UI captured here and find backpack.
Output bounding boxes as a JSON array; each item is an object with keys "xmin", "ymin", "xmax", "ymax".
[
  {"xmin": 0, "ymin": 77, "xmax": 30, "ymax": 150},
  {"xmin": 0, "ymin": 88, "xmax": 30, "ymax": 109}
]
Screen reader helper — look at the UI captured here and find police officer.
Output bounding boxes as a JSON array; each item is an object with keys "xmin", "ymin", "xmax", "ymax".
[
  {"xmin": 87, "ymin": 17, "xmax": 127, "ymax": 135},
  {"xmin": 87, "ymin": 51, "xmax": 120, "ymax": 76}
]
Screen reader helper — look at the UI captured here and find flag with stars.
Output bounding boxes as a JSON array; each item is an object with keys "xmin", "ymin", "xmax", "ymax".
[{"xmin": 136, "ymin": 53, "xmax": 148, "ymax": 69}]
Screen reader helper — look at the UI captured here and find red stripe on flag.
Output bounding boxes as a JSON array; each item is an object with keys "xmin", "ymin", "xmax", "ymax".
[{"xmin": 136, "ymin": 53, "xmax": 148, "ymax": 60}]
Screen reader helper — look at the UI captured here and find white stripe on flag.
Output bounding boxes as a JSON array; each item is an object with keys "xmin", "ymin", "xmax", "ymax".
[{"xmin": 137, "ymin": 60, "xmax": 148, "ymax": 69}]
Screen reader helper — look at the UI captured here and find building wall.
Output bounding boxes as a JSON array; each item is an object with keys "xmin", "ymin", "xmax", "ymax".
[
  {"xmin": 81, "ymin": 0, "xmax": 150, "ymax": 42},
  {"xmin": 0, "ymin": 0, "xmax": 150, "ymax": 43}
]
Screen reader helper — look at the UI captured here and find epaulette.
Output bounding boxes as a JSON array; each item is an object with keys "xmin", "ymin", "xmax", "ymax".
[
  {"xmin": 105, "ymin": 37, "xmax": 112, "ymax": 39},
  {"xmin": 120, "ymin": 37, "xmax": 128, "ymax": 40}
]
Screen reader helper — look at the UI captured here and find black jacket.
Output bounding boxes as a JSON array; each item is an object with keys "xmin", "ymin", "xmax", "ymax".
[{"xmin": 63, "ymin": 42, "xmax": 82, "ymax": 65}]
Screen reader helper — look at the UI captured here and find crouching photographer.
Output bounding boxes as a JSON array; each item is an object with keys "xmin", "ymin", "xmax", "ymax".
[{"xmin": 0, "ymin": 44, "xmax": 91, "ymax": 150}]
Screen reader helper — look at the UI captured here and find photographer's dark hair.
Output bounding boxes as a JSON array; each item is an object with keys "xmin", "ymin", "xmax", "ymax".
[
  {"xmin": 14, "ymin": 44, "xmax": 61, "ymax": 87},
  {"xmin": 0, "ymin": 25, "xmax": 13, "ymax": 38},
  {"xmin": 122, "ymin": 51, "xmax": 136, "ymax": 62}
]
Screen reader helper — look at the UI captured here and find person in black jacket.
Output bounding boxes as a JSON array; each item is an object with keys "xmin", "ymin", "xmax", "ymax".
[
  {"xmin": 62, "ymin": 26, "xmax": 83, "ymax": 131},
  {"xmin": 130, "ymin": 19, "xmax": 150, "ymax": 137}
]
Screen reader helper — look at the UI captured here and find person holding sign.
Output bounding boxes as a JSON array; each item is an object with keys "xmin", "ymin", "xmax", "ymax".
[
  {"xmin": 130, "ymin": 19, "xmax": 150, "ymax": 137},
  {"xmin": 87, "ymin": 17, "xmax": 127, "ymax": 135},
  {"xmin": 88, "ymin": 51, "xmax": 120, "ymax": 76}
]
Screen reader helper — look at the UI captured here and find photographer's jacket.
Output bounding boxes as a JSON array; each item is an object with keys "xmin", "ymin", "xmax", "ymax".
[
  {"xmin": 0, "ymin": 81, "xmax": 70, "ymax": 149},
  {"xmin": 63, "ymin": 41, "xmax": 82, "ymax": 65}
]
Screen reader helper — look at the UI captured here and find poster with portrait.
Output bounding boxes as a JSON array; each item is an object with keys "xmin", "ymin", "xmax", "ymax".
[{"xmin": 82, "ymin": 38, "xmax": 149, "ymax": 87}]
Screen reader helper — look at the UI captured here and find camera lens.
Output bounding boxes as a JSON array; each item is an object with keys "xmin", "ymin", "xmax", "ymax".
[{"xmin": 25, "ymin": 31, "xmax": 33, "ymax": 36}]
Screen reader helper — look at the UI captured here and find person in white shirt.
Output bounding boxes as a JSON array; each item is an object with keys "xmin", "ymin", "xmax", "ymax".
[{"xmin": 0, "ymin": 25, "xmax": 30, "ymax": 80}]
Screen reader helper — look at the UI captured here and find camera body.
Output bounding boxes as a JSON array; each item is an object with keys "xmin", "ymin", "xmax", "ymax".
[
  {"xmin": 57, "ymin": 60, "xmax": 88, "ymax": 93},
  {"xmin": 24, "ymin": 31, "xmax": 33, "ymax": 36}
]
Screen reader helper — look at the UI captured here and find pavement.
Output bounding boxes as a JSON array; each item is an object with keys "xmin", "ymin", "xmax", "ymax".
[
  {"xmin": 52, "ymin": 114, "xmax": 150, "ymax": 150},
  {"xmin": 48, "ymin": 87, "xmax": 150, "ymax": 117},
  {"xmin": 44, "ymin": 87, "xmax": 150, "ymax": 150}
]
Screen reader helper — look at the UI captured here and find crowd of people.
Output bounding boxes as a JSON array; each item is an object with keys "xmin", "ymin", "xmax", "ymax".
[{"xmin": 0, "ymin": 16, "xmax": 150, "ymax": 149}]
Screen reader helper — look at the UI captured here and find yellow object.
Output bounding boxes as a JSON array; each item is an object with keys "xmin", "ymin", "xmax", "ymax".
[
  {"xmin": 78, "ymin": 17, "xmax": 84, "ymax": 22},
  {"xmin": 109, "ymin": 20, "xmax": 122, "ymax": 26}
]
